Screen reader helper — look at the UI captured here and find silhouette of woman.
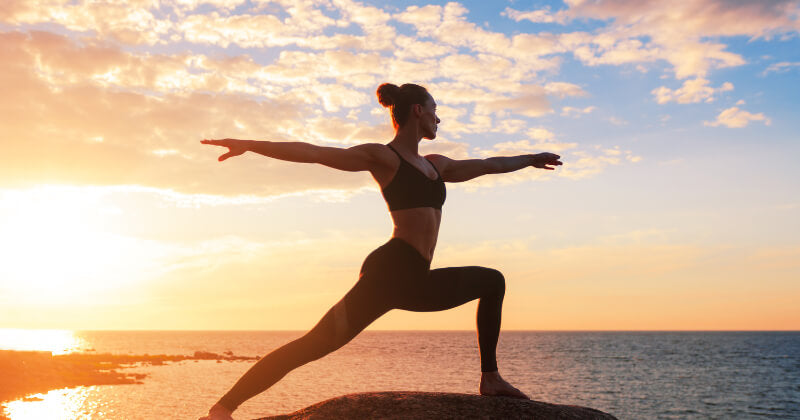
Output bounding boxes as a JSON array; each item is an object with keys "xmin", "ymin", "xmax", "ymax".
[{"xmin": 199, "ymin": 83, "xmax": 562, "ymax": 419}]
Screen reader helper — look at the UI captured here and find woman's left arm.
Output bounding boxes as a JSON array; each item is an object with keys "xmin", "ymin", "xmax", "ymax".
[{"xmin": 427, "ymin": 153, "xmax": 562, "ymax": 183}]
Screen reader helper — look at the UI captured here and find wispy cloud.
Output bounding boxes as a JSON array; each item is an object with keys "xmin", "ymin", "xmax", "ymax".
[
  {"xmin": 561, "ymin": 105, "xmax": 596, "ymax": 117},
  {"xmin": 502, "ymin": 6, "xmax": 568, "ymax": 24},
  {"xmin": 652, "ymin": 78, "xmax": 733, "ymax": 104},
  {"xmin": 762, "ymin": 61, "xmax": 800, "ymax": 75}
]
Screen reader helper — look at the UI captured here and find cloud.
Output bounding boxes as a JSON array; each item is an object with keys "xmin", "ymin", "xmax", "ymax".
[
  {"xmin": 0, "ymin": 31, "xmax": 390, "ymax": 197},
  {"xmin": 651, "ymin": 78, "xmax": 734, "ymax": 104},
  {"xmin": 503, "ymin": 6, "xmax": 568, "ymax": 24},
  {"xmin": 564, "ymin": 0, "xmax": 800, "ymax": 40},
  {"xmin": 526, "ymin": 127, "xmax": 557, "ymax": 142},
  {"xmin": 7, "ymin": 0, "xmax": 758, "ymax": 198},
  {"xmin": 394, "ymin": 4, "xmax": 443, "ymax": 29},
  {"xmin": 394, "ymin": 35, "xmax": 455, "ymax": 59},
  {"xmin": 420, "ymin": 138, "xmax": 472, "ymax": 160},
  {"xmin": 438, "ymin": 53, "xmax": 515, "ymax": 85},
  {"xmin": 437, "ymin": 137, "xmax": 636, "ymax": 190},
  {"xmin": 396, "ymin": 2, "xmax": 560, "ymax": 82},
  {"xmin": 544, "ymin": 82, "xmax": 588, "ymax": 98},
  {"xmin": 510, "ymin": 0, "xmax": 799, "ymax": 78},
  {"xmin": 704, "ymin": 106, "xmax": 772, "ymax": 128},
  {"xmin": 475, "ymin": 87, "xmax": 553, "ymax": 117},
  {"xmin": 475, "ymin": 139, "xmax": 564, "ymax": 157},
  {"xmin": 762, "ymin": 61, "xmax": 800, "ymax": 75},
  {"xmin": 607, "ymin": 116, "xmax": 628, "ymax": 126},
  {"xmin": 4, "ymin": 24, "xmax": 626, "ymax": 198},
  {"xmin": 466, "ymin": 139, "xmax": 640, "ymax": 187},
  {"xmin": 298, "ymin": 117, "xmax": 394, "ymax": 145},
  {"xmin": 558, "ymin": 147, "xmax": 641, "ymax": 179},
  {"xmin": 6, "ymin": 0, "xmax": 797, "ymax": 86},
  {"xmin": 561, "ymin": 105, "xmax": 595, "ymax": 117},
  {"xmin": 1, "ymin": 0, "xmax": 174, "ymax": 45}
]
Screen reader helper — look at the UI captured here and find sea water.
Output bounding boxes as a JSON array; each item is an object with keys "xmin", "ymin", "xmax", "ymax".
[{"xmin": 2, "ymin": 330, "xmax": 799, "ymax": 419}]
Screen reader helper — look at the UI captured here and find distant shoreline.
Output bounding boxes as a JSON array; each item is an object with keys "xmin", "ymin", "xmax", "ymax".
[{"xmin": 0, "ymin": 349, "xmax": 258, "ymax": 415}]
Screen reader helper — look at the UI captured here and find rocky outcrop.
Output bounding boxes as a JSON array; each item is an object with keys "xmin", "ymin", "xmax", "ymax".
[
  {"xmin": 256, "ymin": 391, "xmax": 617, "ymax": 420},
  {"xmin": 0, "ymin": 349, "xmax": 257, "ymax": 404}
]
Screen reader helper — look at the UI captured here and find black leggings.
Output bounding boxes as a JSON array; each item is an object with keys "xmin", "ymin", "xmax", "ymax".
[{"xmin": 217, "ymin": 238, "xmax": 506, "ymax": 411}]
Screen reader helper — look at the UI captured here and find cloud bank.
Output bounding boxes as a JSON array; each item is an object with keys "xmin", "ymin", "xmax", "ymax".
[{"xmin": 1, "ymin": 0, "xmax": 796, "ymax": 196}]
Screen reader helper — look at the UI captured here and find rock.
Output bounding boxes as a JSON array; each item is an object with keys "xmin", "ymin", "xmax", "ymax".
[{"xmin": 255, "ymin": 391, "xmax": 618, "ymax": 420}]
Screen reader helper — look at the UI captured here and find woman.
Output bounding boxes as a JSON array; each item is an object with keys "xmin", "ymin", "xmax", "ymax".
[{"xmin": 200, "ymin": 83, "xmax": 562, "ymax": 419}]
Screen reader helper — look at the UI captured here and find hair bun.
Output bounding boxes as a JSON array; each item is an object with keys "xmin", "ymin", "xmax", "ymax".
[{"xmin": 377, "ymin": 83, "xmax": 400, "ymax": 108}]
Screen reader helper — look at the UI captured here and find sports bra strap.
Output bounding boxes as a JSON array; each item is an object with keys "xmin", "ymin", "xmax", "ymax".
[
  {"xmin": 386, "ymin": 144, "xmax": 402, "ymax": 158},
  {"xmin": 427, "ymin": 156, "xmax": 441, "ymax": 178}
]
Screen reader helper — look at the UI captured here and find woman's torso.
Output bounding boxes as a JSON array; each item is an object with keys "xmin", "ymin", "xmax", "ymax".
[
  {"xmin": 372, "ymin": 143, "xmax": 444, "ymax": 261},
  {"xmin": 389, "ymin": 208, "xmax": 441, "ymax": 261}
]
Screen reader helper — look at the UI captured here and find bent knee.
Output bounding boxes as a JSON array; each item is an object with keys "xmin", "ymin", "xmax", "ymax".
[{"xmin": 482, "ymin": 268, "xmax": 505, "ymax": 296}]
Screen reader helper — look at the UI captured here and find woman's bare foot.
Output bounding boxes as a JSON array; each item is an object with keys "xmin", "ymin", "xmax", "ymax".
[
  {"xmin": 479, "ymin": 371, "xmax": 530, "ymax": 399},
  {"xmin": 198, "ymin": 403, "xmax": 234, "ymax": 420}
]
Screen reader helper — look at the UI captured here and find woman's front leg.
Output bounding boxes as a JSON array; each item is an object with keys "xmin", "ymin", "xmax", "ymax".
[{"xmin": 403, "ymin": 266, "xmax": 528, "ymax": 399}]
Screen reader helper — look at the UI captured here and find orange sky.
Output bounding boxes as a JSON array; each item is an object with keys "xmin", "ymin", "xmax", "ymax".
[{"xmin": 1, "ymin": 0, "xmax": 799, "ymax": 331}]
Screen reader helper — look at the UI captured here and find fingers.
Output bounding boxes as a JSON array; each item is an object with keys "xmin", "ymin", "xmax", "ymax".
[
  {"xmin": 201, "ymin": 139, "xmax": 232, "ymax": 146},
  {"xmin": 534, "ymin": 158, "xmax": 562, "ymax": 170},
  {"xmin": 534, "ymin": 153, "xmax": 562, "ymax": 169},
  {"xmin": 218, "ymin": 152, "xmax": 233, "ymax": 161},
  {"xmin": 544, "ymin": 154, "xmax": 563, "ymax": 167},
  {"xmin": 202, "ymin": 139, "xmax": 227, "ymax": 146}
]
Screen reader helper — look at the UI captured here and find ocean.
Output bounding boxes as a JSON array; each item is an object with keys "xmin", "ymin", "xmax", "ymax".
[{"xmin": 2, "ymin": 330, "xmax": 799, "ymax": 419}]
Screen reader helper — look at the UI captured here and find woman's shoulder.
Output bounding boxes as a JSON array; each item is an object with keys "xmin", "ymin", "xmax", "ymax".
[
  {"xmin": 354, "ymin": 142, "xmax": 397, "ymax": 163},
  {"xmin": 424, "ymin": 153, "xmax": 453, "ymax": 168}
]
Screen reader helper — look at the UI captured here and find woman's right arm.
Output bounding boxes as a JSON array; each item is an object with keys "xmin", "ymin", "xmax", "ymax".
[{"xmin": 201, "ymin": 139, "xmax": 384, "ymax": 172}]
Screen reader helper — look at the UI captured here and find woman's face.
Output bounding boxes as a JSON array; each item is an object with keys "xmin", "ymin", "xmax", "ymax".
[{"xmin": 419, "ymin": 95, "xmax": 441, "ymax": 140}]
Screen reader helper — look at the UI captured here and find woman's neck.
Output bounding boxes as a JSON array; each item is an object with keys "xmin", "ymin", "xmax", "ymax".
[{"xmin": 390, "ymin": 126, "xmax": 422, "ymax": 156}]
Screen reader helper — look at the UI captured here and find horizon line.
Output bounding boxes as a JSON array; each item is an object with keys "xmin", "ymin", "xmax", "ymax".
[{"xmin": 2, "ymin": 328, "xmax": 798, "ymax": 333}]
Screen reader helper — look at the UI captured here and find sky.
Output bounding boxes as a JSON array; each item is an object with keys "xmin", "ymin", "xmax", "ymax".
[{"xmin": 0, "ymin": 0, "xmax": 798, "ymax": 331}]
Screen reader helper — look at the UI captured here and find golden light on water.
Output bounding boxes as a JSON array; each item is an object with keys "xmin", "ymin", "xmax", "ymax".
[
  {"xmin": 2, "ymin": 388, "xmax": 93, "ymax": 420},
  {"xmin": 0, "ymin": 329, "xmax": 84, "ymax": 355}
]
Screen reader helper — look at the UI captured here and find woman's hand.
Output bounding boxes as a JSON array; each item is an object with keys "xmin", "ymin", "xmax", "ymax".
[
  {"xmin": 530, "ymin": 152, "xmax": 562, "ymax": 170},
  {"xmin": 201, "ymin": 138, "xmax": 251, "ymax": 162}
]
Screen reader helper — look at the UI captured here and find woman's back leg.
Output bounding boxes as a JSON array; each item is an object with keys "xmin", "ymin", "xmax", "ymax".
[{"xmin": 215, "ymin": 275, "xmax": 390, "ymax": 412}]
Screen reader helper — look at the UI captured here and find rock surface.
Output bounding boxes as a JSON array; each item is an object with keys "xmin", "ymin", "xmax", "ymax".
[{"xmin": 255, "ymin": 391, "xmax": 618, "ymax": 420}]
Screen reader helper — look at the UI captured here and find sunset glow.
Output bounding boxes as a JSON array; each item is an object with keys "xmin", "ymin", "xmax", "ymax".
[
  {"xmin": 0, "ymin": 329, "xmax": 83, "ymax": 355},
  {"xmin": 0, "ymin": 187, "xmax": 169, "ymax": 305},
  {"xmin": 1, "ymin": 0, "xmax": 798, "ymax": 331}
]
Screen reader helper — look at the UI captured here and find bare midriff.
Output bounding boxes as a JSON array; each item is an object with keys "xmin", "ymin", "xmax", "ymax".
[{"xmin": 389, "ymin": 207, "xmax": 442, "ymax": 262}]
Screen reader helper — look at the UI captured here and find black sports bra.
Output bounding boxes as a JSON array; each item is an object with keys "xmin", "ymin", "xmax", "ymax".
[{"xmin": 381, "ymin": 144, "xmax": 446, "ymax": 211}]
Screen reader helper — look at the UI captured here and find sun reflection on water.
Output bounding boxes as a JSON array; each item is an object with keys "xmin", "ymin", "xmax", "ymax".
[
  {"xmin": 0, "ymin": 329, "xmax": 85, "ymax": 355},
  {"xmin": 2, "ymin": 387, "xmax": 95, "ymax": 420}
]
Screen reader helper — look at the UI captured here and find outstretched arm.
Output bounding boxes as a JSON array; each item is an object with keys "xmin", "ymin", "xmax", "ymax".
[
  {"xmin": 428, "ymin": 152, "xmax": 562, "ymax": 183},
  {"xmin": 200, "ymin": 138, "xmax": 381, "ymax": 172}
]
